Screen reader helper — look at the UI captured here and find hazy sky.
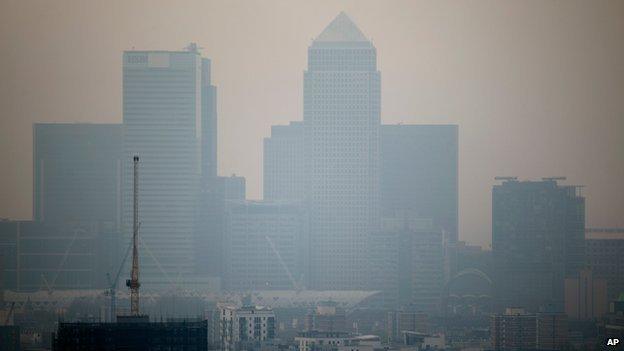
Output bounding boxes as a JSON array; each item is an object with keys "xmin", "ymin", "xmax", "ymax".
[{"xmin": 1, "ymin": 0, "xmax": 623, "ymax": 247}]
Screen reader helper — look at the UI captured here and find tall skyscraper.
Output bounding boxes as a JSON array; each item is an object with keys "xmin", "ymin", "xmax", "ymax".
[
  {"xmin": 263, "ymin": 121, "xmax": 304, "ymax": 201},
  {"xmin": 304, "ymin": 12, "xmax": 380, "ymax": 290},
  {"xmin": 492, "ymin": 178, "xmax": 585, "ymax": 312},
  {"xmin": 380, "ymin": 124, "xmax": 458, "ymax": 243},
  {"xmin": 33, "ymin": 123, "xmax": 122, "ymax": 227},
  {"xmin": 201, "ymin": 57, "xmax": 218, "ymax": 186},
  {"xmin": 123, "ymin": 48, "xmax": 204, "ymax": 286}
]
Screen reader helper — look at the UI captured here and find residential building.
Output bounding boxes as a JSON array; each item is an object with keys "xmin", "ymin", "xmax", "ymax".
[
  {"xmin": 263, "ymin": 121, "xmax": 304, "ymax": 201},
  {"xmin": 490, "ymin": 308, "xmax": 567, "ymax": 351},
  {"xmin": 33, "ymin": 123, "xmax": 122, "ymax": 228},
  {"xmin": 218, "ymin": 303, "xmax": 276, "ymax": 351},
  {"xmin": 303, "ymin": 12, "xmax": 380, "ymax": 290},
  {"xmin": 305, "ymin": 301, "xmax": 347, "ymax": 333},
  {"xmin": 492, "ymin": 178, "xmax": 585, "ymax": 312}
]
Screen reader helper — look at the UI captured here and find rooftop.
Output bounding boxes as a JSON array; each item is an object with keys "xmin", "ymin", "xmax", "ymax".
[{"xmin": 315, "ymin": 12, "xmax": 368, "ymax": 43}]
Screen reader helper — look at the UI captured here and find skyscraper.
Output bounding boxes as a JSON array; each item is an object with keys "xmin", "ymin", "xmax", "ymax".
[
  {"xmin": 304, "ymin": 12, "xmax": 380, "ymax": 289},
  {"xmin": 492, "ymin": 178, "xmax": 585, "ymax": 312},
  {"xmin": 123, "ymin": 48, "xmax": 204, "ymax": 286},
  {"xmin": 33, "ymin": 123, "xmax": 122, "ymax": 227},
  {"xmin": 201, "ymin": 57, "xmax": 218, "ymax": 186},
  {"xmin": 263, "ymin": 121, "xmax": 304, "ymax": 201},
  {"xmin": 380, "ymin": 124, "xmax": 458, "ymax": 243}
]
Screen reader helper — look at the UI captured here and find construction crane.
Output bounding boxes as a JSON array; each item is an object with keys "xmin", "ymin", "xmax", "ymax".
[
  {"xmin": 126, "ymin": 155, "xmax": 141, "ymax": 316},
  {"xmin": 264, "ymin": 235, "xmax": 302, "ymax": 292},
  {"xmin": 106, "ymin": 239, "xmax": 133, "ymax": 321}
]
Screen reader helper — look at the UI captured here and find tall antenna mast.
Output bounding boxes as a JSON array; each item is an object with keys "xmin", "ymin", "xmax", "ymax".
[{"xmin": 126, "ymin": 155, "xmax": 141, "ymax": 315}]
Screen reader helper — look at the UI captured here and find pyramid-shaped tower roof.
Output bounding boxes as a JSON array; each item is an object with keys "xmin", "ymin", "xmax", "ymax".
[{"xmin": 315, "ymin": 12, "xmax": 369, "ymax": 42}]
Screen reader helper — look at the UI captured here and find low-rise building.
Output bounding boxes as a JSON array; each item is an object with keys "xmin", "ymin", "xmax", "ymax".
[
  {"xmin": 219, "ymin": 303, "xmax": 276, "ymax": 351},
  {"xmin": 490, "ymin": 308, "xmax": 567, "ymax": 351}
]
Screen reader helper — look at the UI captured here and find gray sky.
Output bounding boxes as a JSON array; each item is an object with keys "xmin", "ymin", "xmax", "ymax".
[{"xmin": 1, "ymin": 0, "xmax": 623, "ymax": 247}]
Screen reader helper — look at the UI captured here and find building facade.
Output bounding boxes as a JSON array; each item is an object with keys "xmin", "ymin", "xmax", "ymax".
[
  {"xmin": 33, "ymin": 123, "xmax": 122, "ymax": 228},
  {"xmin": 490, "ymin": 308, "xmax": 567, "ymax": 351},
  {"xmin": 380, "ymin": 124, "xmax": 458, "ymax": 243},
  {"xmin": 564, "ymin": 268, "xmax": 608, "ymax": 320},
  {"xmin": 0, "ymin": 220, "xmax": 119, "ymax": 291},
  {"xmin": 492, "ymin": 179, "xmax": 585, "ymax": 312},
  {"xmin": 218, "ymin": 304, "xmax": 276, "ymax": 351},
  {"xmin": 223, "ymin": 201, "xmax": 306, "ymax": 291},
  {"xmin": 123, "ymin": 48, "xmax": 204, "ymax": 286},
  {"xmin": 303, "ymin": 12, "xmax": 380, "ymax": 290},
  {"xmin": 263, "ymin": 121, "xmax": 305, "ymax": 201},
  {"xmin": 585, "ymin": 228, "xmax": 624, "ymax": 301}
]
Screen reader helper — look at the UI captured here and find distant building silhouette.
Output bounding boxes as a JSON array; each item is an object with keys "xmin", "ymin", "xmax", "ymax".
[
  {"xmin": 304, "ymin": 12, "xmax": 380, "ymax": 290},
  {"xmin": 564, "ymin": 268, "xmax": 607, "ymax": 320},
  {"xmin": 492, "ymin": 179, "xmax": 585, "ymax": 312},
  {"xmin": 196, "ymin": 175, "xmax": 246, "ymax": 280},
  {"xmin": 33, "ymin": 123, "xmax": 122, "ymax": 228},
  {"xmin": 0, "ymin": 220, "xmax": 118, "ymax": 291},
  {"xmin": 380, "ymin": 124, "xmax": 458, "ymax": 243},
  {"xmin": 263, "ymin": 121, "xmax": 304, "ymax": 201},
  {"xmin": 123, "ymin": 48, "xmax": 210, "ymax": 287},
  {"xmin": 490, "ymin": 307, "xmax": 567, "ymax": 351},
  {"xmin": 223, "ymin": 201, "xmax": 306, "ymax": 291},
  {"xmin": 585, "ymin": 228, "xmax": 624, "ymax": 301}
]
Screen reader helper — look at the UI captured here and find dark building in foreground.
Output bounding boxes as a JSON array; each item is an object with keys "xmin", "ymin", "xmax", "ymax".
[
  {"xmin": 492, "ymin": 178, "xmax": 584, "ymax": 312},
  {"xmin": 53, "ymin": 316, "xmax": 208, "ymax": 351}
]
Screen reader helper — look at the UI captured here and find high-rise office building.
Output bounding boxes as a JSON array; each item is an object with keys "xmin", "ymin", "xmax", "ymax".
[
  {"xmin": 223, "ymin": 201, "xmax": 306, "ymax": 291},
  {"xmin": 196, "ymin": 175, "xmax": 246, "ymax": 279},
  {"xmin": 33, "ymin": 123, "xmax": 122, "ymax": 227},
  {"xmin": 380, "ymin": 124, "xmax": 458, "ymax": 243},
  {"xmin": 304, "ymin": 12, "xmax": 380, "ymax": 290},
  {"xmin": 492, "ymin": 179, "xmax": 585, "ymax": 312},
  {"xmin": 263, "ymin": 121, "xmax": 304, "ymax": 201},
  {"xmin": 123, "ymin": 48, "xmax": 204, "ymax": 286},
  {"xmin": 201, "ymin": 57, "xmax": 218, "ymax": 186},
  {"xmin": 380, "ymin": 218, "xmax": 444, "ymax": 313}
]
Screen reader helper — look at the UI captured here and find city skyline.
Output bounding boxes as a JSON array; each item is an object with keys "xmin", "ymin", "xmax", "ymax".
[{"xmin": 2, "ymin": 1, "xmax": 624, "ymax": 248}]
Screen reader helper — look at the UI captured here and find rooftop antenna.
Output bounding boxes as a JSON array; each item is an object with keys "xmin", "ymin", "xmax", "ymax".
[
  {"xmin": 184, "ymin": 42, "xmax": 203, "ymax": 53},
  {"xmin": 126, "ymin": 155, "xmax": 141, "ymax": 315}
]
